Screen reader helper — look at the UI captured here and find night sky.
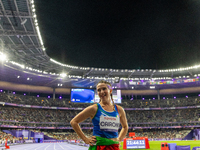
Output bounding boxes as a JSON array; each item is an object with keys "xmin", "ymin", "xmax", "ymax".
[{"xmin": 35, "ymin": 0, "xmax": 200, "ymax": 69}]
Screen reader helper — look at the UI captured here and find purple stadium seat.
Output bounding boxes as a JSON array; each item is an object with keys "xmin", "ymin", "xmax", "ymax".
[
  {"xmin": 168, "ymin": 143, "xmax": 177, "ymax": 150},
  {"xmin": 176, "ymin": 146, "xmax": 190, "ymax": 150},
  {"xmin": 192, "ymin": 147, "xmax": 200, "ymax": 150}
]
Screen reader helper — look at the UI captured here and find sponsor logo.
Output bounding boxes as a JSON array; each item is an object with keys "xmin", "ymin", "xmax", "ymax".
[{"xmin": 104, "ymin": 116, "xmax": 116, "ymax": 121}]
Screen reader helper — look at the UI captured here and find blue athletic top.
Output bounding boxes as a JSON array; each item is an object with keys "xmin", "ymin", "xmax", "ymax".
[{"xmin": 92, "ymin": 103, "xmax": 120, "ymax": 138}]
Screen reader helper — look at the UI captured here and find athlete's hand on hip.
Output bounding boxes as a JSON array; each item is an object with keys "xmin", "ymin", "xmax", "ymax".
[
  {"xmin": 85, "ymin": 136, "xmax": 97, "ymax": 146},
  {"xmin": 117, "ymin": 138, "xmax": 121, "ymax": 143}
]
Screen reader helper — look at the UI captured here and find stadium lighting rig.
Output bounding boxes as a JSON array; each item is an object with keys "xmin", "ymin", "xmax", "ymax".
[
  {"xmin": 50, "ymin": 59, "xmax": 79, "ymax": 69},
  {"xmin": 60, "ymin": 73, "xmax": 67, "ymax": 78},
  {"xmin": 3, "ymin": 0, "xmax": 200, "ymax": 82},
  {"xmin": 0, "ymin": 52, "xmax": 7, "ymax": 61},
  {"xmin": 30, "ymin": 0, "xmax": 45, "ymax": 51},
  {"xmin": 30, "ymin": 0, "xmax": 200, "ymax": 76},
  {"xmin": 150, "ymin": 86, "xmax": 155, "ymax": 89},
  {"xmin": 58, "ymin": 84, "xmax": 63, "ymax": 86},
  {"xmin": 158, "ymin": 65, "xmax": 200, "ymax": 72},
  {"xmin": 10, "ymin": 61, "xmax": 25, "ymax": 68}
]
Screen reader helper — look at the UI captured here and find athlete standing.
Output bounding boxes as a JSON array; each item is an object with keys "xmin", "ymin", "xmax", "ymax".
[{"xmin": 70, "ymin": 80, "xmax": 128, "ymax": 149}]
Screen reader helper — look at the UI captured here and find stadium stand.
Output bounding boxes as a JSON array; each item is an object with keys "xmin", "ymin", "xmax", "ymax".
[
  {"xmin": 1, "ymin": 91, "xmax": 200, "ymax": 108},
  {"xmin": 1, "ymin": 86, "xmax": 200, "ymax": 146}
]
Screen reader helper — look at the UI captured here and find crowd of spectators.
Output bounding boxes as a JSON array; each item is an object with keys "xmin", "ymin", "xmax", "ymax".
[
  {"xmin": 32, "ymin": 129, "xmax": 191, "ymax": 140},
  {"xmin": 44, "ymin": 130, "xmax": 92, "ymax": 141},
  {"xmin": 0, "ymin": 128, "xmax": 193, "ymax": 142},
  {"xmin": 134, "ymin": 129, "xmax": 191, "ymax": 140},
  {"xmin": 1, "ymin": 92, "xmax": 200, "ymax": 108},
  {"xmin": 39, "ymin": 129, "xmax": 191, "ymax": 140},
  {"xmin": 0, "ymin": 92, "xmax": 66, "ymax": 107},
  {"xmin": 0, "ymin": 105, "xmax": 89, "ymax": 127},
  {"xmin": 0, "ymin": 130, "xmax": 22, "ymax": 145},
  {"xmin": 0, "ymin": 105, "xmax": 199, "ymax": 127},
  {"xmin": 0, "ymin": 91, "xmax": 200, "ymax": 142},
  {"xmin": 126, "ymin": 109, "xmax": 200, "ymax": 123},
  {"xmin": 122, "ymin": 97, "xmax": 200, "ymax": 108}
]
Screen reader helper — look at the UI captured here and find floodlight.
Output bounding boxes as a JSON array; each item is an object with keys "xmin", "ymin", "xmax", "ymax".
[
  {"xmin": 150, "ymin": 86, "xmax": 155, "ymax": 89},
  {"xmin": 0, "ymin": 53, "xmax": 7, "ymax": 61},
  {"xmin": 60, "ymin": 73, "xmax": 66, "ymax": 78}
]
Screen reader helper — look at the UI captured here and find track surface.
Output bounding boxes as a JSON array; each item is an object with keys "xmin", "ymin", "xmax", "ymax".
[{"xmin": 4, "ymin": 143, "xmax": 88, "ymax": 150}]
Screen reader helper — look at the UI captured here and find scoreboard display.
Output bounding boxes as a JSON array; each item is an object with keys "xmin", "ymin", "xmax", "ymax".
[
  {"xmin": 126, "ymin": 140, "xmax": 146, "ymax": 149},
  {"xmin": 70, "ymin": 89, "xmax": 95, "ymax": 103}
]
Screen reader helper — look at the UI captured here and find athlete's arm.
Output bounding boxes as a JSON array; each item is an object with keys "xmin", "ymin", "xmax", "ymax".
[
  {"xmin": 70, "ymin": 104, "xmax": 97, "ymax": 144},
  {"xmin": 117, "ymin": 105, "xmax": 128, "ymax": 141}
]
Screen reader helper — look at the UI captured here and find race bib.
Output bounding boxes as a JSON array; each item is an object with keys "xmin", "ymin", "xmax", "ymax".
[{"xmin": 99, "ymin": 115, "xmax": 120, "ymax": 132}]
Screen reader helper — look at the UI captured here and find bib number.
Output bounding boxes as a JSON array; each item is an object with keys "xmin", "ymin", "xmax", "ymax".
[{"xmin": 99, "ymin": 116, "xmax": 120, "ymax": 132}]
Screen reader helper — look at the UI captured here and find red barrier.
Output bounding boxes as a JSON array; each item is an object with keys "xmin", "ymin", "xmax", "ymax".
[
  {"xmin": 5, "ymin": 139, "xmax": 10, "ymax": 149},
  {"xmin": 129, "ymin": 132, "xmax": 135, "ymax": 137},
  {"xmin": 161, "ymin": 142, "xmax": 169, "ymax": 150}
]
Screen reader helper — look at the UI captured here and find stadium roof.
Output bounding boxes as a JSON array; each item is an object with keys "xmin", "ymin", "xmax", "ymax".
[{"xmin": 0, "ymin": 0, "xmax": 200, "ymax": 90}]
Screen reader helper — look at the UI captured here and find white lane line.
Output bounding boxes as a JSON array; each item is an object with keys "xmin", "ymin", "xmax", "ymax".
[
  {"xmin": 66, "ymin": 144, "xmax": 88, "ymax": 150},
  {"xmin": 64, "ymin": 144, "xmax": 88, "ymax": 150},
  {"xmin": 54, "ymin": 143, "xmax": 57, "ymax": 150},
  {"xmin": 19, "ymin": 143, "xmax": 42, "ymax": 150},
  {"xmin": 63, "ymin": 144, "xmax": 74, "ymax": 150},
  {"xmin": 44, "ymin": 143, "xmax": 52, "ymax": 150},
  {"xmin": 11, "ymin": 143, "xmax": 41, "ymax": 150},
  {"xmin": 9, "ymin": 143, "xmax": 87, "ymax": 150},
  {"xmin": 35, "ymin": 143, "xmax": 48, "ymax": 150},
  {"xmin": 57, "ymin": 143, "xmax": 64, "ymax": 149}
]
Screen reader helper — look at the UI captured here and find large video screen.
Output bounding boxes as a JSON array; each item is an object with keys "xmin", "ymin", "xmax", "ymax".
[
  {"xmin": 94, "ymin": 90, "xmax": 121, "ymax": 103},
  {"xmin": 70, "ymin": 89, "xmax": 95, "ymax": 103}
]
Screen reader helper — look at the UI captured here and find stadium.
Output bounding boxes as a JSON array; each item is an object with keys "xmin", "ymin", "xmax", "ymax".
[{"xmin": 0, "ymin": 0, "xmax": 200, "ymax": 150}]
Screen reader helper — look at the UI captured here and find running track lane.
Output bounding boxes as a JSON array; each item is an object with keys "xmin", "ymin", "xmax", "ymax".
[{"xmin": 5, "ymin": 143, "xmax": 88, "ymax": 150}]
